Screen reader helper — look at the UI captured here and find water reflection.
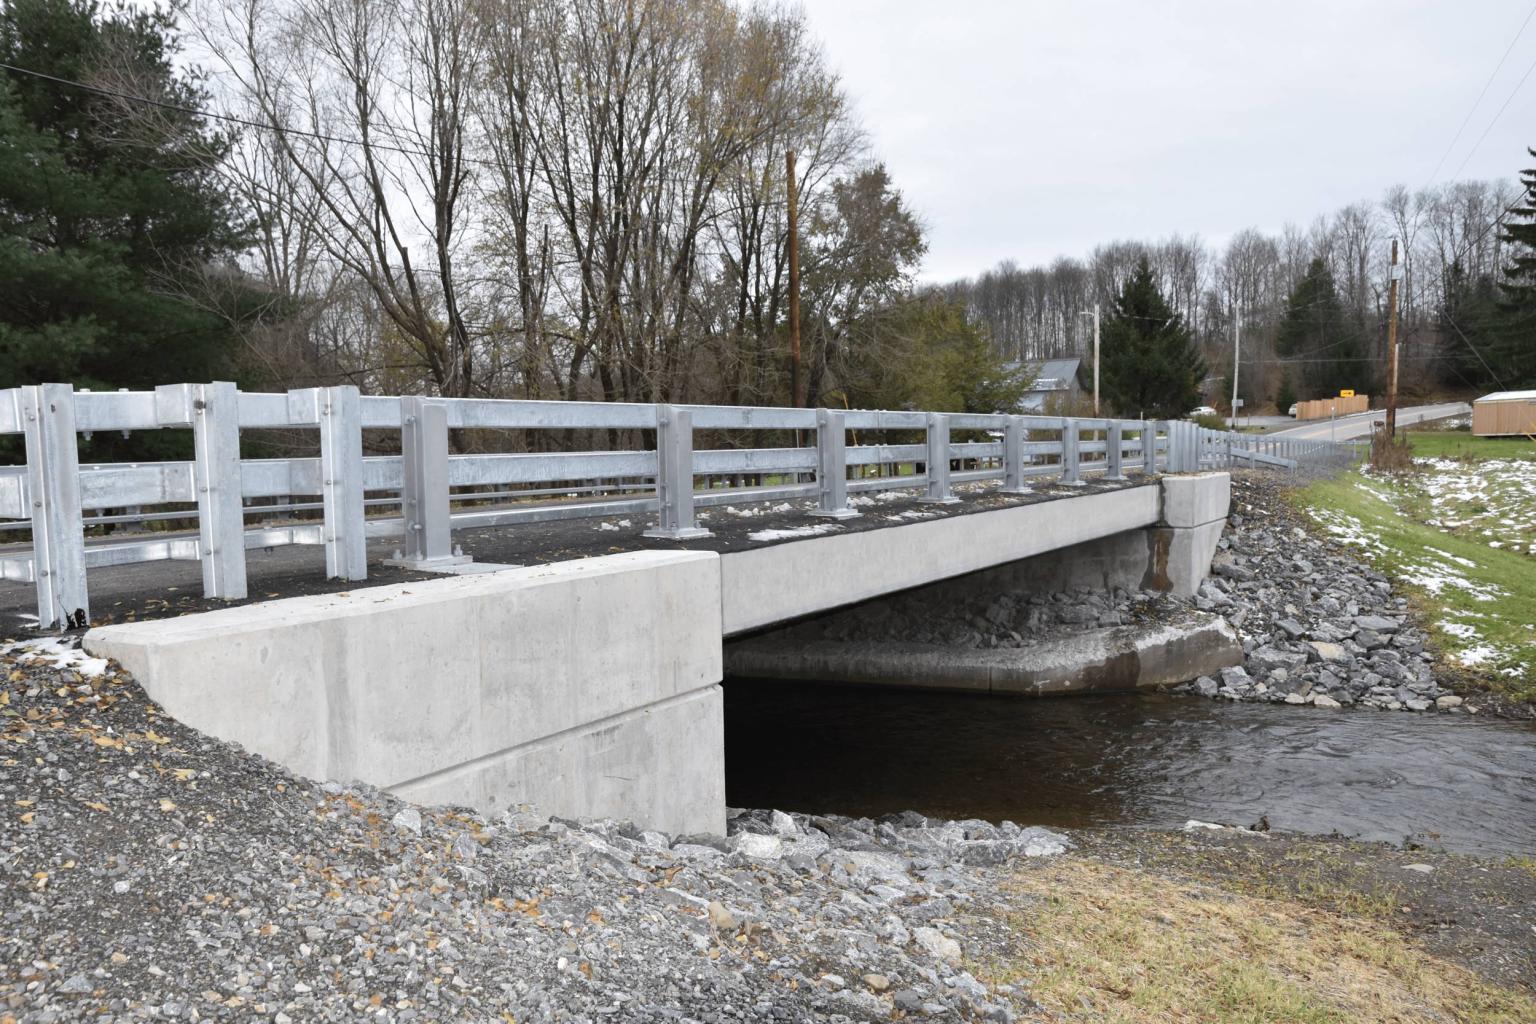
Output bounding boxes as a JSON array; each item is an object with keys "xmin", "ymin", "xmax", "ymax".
[{"xmin": 724, "ymin": 681, "xmax": 1536, "ymax": 857}]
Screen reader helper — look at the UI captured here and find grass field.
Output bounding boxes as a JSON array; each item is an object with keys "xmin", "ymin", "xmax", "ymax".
[
  {"xmin": 1403, "ymin": 430, "xmax": 1536, "ymax": 463},
  {"xmin": 983, "ymin": 859, "xmax": 1536, "ymax": 1024},
  {"xmin": 1292, "ymin": 428, "xmax": 1536, "ymax": 701}
]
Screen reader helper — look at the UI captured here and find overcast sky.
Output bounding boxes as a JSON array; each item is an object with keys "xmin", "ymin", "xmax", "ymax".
[{"xmin": 797, "ymin": 0, "xmax": 1536, "ymax": 282}]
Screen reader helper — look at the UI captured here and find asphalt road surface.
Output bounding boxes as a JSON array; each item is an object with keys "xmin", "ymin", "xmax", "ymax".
[{"xmin": 1268, "ymin": 401, "xmax": 1470, "ymax": 442}]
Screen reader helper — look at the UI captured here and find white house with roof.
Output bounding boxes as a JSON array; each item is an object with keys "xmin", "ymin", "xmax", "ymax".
[{"xmin": 1002, "ymin": 357, "xmax": 1083, "ymax": 412}]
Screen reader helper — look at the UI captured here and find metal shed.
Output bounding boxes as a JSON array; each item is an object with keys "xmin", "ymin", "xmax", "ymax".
[{"xmin": 1471, "ymin": 390, "xmax": 1536, "ymax": 436}]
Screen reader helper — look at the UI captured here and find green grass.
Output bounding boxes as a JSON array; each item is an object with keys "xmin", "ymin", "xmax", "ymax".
[
  {"xmin": 1403, "ymin": 429, "xmax": 1536, "ymax": 463},
  {"xmin": 1292, "ymin": 470, "xmax": 1536, "ymax": 702}
]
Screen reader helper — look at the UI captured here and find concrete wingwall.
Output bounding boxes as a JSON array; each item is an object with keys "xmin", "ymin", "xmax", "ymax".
[{"xmin": 86, "ymin": 550, "xmax": 727, "ymax": 835}]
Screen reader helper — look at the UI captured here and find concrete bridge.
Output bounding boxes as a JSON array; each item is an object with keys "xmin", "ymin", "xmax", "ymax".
[{"xmin": 0, "ymin": 383, "xmax": 1326, "ymax": 834}]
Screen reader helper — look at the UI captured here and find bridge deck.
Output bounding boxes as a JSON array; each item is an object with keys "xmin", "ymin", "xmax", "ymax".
[{"xmin": 0, "ymin": 473, "xmax": 1152, "ymax": 634}]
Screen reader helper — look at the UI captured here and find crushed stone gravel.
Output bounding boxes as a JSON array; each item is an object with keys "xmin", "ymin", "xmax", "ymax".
[{"xmin": 1, "ymin": 641, "xmax": 1065, "ymax": 1022}]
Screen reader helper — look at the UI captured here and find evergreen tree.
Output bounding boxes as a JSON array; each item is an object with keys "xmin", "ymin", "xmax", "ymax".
[
  {"xmin": 843, "ymin": 296, "xmax": 1026, "ymax": 413},
  {"xmin": 1275, "ymin": 258, "xmax": 1370, "ymax": 401},
  {"xmin": 1438, "ymin": 261, "xmax": 1507, "ymax": 390},
  {"xmin": 1097, "ymin": 257, "xmax": 1205, "ymax": 418},
  {"xmin": 0, "ymin": 0, "xmax": 251, "ymax": 393},
  {"xmin": 1491, "ymin": 149, "xmax": 1536, "ymax": 388},
  {"xmin": 1274, "ymin": 370, "xmax": 1296, "ymax": 413}
]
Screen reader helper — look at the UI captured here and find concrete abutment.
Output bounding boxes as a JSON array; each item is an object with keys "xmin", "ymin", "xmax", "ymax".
[
  {"xmin": 82, "ymin": 472, "xmax": 1230, "ymax": 834},
  {"xmin": 87, "ymin": 550, "xmax": 727, "ymax": 835}
]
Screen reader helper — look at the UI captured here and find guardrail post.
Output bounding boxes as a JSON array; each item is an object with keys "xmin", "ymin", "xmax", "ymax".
[
  {"xmin": 919, "ymin": 412, "xmax": 959, "ymax": 503},
  {"xmin": 320, "ymin": 385, "xmax": 367, "ymax": 580},
  {"xmin": 388, "ymin": 396, "xmax": 470, "ymax": 569},
  {"xmin": 645, "ymin": 405, "xmax": 712, "ymax": 539},
  {"xmin": 1001, "ymin": 415, "xmax": 1030, "ymax": 493},
  {"xmin": 21, "ymin": 384, "xmax": 88, "ymax": 629},
  {"xmin": 1059, "ymin": 418, "xmax": 1083, "ymax": 485},
  {"xmin": 1105, "ymin": 420, "xmax": 1125, "ymax": 481},
  {"xmin": 1140, "ymin": 420, "xmax": 1154, "ymax": 473},
  {"xmin": 157, "ymin": 382, "xmax": 248, "ymax": 601},
  {"xmin": 811, "ymin": 408, "xmax": 858, "ymax": 519}
]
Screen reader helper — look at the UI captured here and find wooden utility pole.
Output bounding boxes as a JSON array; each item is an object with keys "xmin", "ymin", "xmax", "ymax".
[
  {"xmin": 1384, "ymin": 239, "xmax": 1401, "ymax": 437},
  {"xmin": 785, "ymin": 150, "xmax": 802, "ymax": 408},
  {"xmin": 1230, "ymin": 308, "xmax": 1241, "ymax": 428}
]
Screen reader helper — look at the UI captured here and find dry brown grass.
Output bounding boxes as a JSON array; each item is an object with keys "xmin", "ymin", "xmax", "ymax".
[
  {"xmin": 1369, "ymin": 428, "xmax": 1416, "ymax": 474},
  {"xmin": 980, "ymin": 859, "xmax": 1535, "ymax": 1024}
]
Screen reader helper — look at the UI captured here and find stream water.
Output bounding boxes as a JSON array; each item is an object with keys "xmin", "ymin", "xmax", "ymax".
[{"xmin": 724, "ymin": 681, "xmax": 1536, "ymax": 857}]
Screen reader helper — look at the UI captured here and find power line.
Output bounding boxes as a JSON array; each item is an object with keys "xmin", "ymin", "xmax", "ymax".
[
  {"xmin": 1240, "ymin": 354, "xmax": 1475, "ymax": 365},
  {"xmin": 1447, "ymin": 48, "xmax": 1536, "ymax": 183},
  {"xmin": 1425, "ymin": 2, "xmax": 1536, "ymax": 187},
  {"xmin": 0, "ymin": 59, "xmax": 796, "ymax": 202}
]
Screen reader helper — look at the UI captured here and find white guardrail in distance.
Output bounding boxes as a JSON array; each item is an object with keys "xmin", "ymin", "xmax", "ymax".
[{"xmin": 0, "ymin": 383, "xmax": 1349, "ymax": 629}]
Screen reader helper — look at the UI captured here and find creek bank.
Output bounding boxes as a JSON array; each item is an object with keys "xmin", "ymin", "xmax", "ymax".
[
  {"xmin": 739, "ymin": 471, "xmax": 1474, "ymax": 713},
  {"xmin": 1179, "ymin": 472, "xmax": 1448, "ymax": 710},
  {"xmin": 984, "ymin": 827, "xmax": 1536, "ymax": 1020},
  {"xmin": 0, "ymin": 639, "xmax": 1064, "ymax": 1023}
]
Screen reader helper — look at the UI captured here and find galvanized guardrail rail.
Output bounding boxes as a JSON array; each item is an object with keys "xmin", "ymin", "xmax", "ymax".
[{"xmin": 0, "ymin": 383, "xmax": 1349, "ymax": 629}]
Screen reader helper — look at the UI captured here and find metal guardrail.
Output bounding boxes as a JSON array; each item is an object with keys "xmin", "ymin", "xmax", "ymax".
[
  {"xmin": 1186, "ymin": 424, "xmax": 1360, "ymax": 472},
  {"xmin": 0, "ymin": 382, "xmax": 1346, "ymax": 629}
]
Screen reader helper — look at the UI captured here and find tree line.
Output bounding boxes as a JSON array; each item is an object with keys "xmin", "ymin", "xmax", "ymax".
[
  {"xmin": 2, "ymin": 0, "xmax": 1026, "ymax": 431},
  {"xmin": 941, "ymin": 175, "xmax": 1536, "ymax": 408}
]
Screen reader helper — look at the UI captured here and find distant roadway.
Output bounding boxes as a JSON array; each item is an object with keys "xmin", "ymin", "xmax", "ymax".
[{"xmin": 1268, "ymin": 402, "xmax": 1471, "ymax": 442}]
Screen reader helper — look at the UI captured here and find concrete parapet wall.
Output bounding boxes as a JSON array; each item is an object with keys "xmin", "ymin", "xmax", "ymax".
[{"xmin": 86, "ymin": 550, "xmax": 726, "ymax": 835}]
